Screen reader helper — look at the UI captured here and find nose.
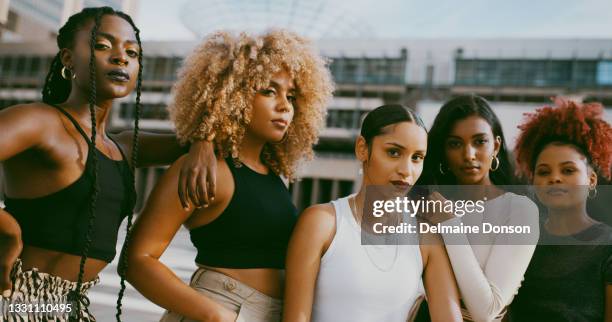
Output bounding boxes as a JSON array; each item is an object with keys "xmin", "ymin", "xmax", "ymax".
[
  {"xmin": 547, "ymin": 170, "xmax": 562, "ymax": 184},
  {"xmin": 276, "ymin": 95, "xmax": 292, "ymax": 113},
  {"xmin": 110, "ymin": 49, "xmax": 128, "ymax": 66},
  {"xmin": 397, "ymin": 159, "xmax": 414, "ymax": 185},
  {"xmin": 462, "ymin": 144, "xmax": 477, "ymax": 161},
  {"xmin": 548, "ymin": 172, "xmax": 561, "ymax": 184}
]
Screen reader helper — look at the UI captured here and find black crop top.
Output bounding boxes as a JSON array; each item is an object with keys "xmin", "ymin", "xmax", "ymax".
[
  {"xmin": 189, "ymin": 158, "xmax": 297, "ymax": 269},
  {"xmin": 3, "ymin": 104, "xmax": 136, "ymax": 263}
]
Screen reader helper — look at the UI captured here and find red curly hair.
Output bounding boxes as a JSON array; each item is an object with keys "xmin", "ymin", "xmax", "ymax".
[{"xmin": 514, "ymin": 98, "xmax": 612, "ymax": 180}]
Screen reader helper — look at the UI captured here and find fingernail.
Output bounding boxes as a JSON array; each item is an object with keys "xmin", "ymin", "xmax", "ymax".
[
  {"xmin": 210, "ymin": 197, "xmax": 215, "ymax": 201},
  {"xmin": 2, "ymin": 289, "xmax": 10, "ymax": 298},
  {"xmin": 204, "ymin": 204, "xmax": 209, "ymax": 208}
]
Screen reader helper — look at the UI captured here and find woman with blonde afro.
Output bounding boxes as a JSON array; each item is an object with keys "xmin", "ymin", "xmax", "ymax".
[{"xmin": 125, "ymin": 30, "xmax": 333, "ymax": 322}]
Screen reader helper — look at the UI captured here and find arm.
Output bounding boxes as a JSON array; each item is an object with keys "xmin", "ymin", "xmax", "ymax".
[
  {"xmin": 605, "ymin": 285, "xmax": 612, "ymax": 322},
  {"xmin": 0, "ymin": 104, "xmax": 49, "ymax": 162},
  {"xmin": 282, "ymin": 204, "xmax": 336, "ymax": 322},
  {"xmin": 113, "ymin": 131, "xmax": 217, "ymax": 208},
  {"xmin": 125, "ymin": 156, "xmax": 234, "ymax": 322},
  {"xmin": 420, "ymin": 235, "xmax": 462, "ymax": 322},
  {"xmin": 0, "ymin": 210, "xmax": 22, "ymax": 295},
  {"xmin": 440, "ymin": 196, "xmax": 539, "ymax": 322},
  {"xmin": 0, "ymin": 104, "xmax": 49, "ymax": 294}
]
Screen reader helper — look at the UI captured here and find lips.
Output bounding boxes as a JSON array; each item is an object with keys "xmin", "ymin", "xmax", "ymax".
[
  {"xmin": 107, "ymin": 69, "xmax": 130, "ymax": 82},
  {"xmin": 461, "ymin": 165, "xmax": 480, "ymax": 173},
  {"xmin": 546, "ymin": 187, "xmax": 568, "ymax": 196},
  {"xmin": 271, "ymin": 119, "xmax": 288, "ymax": 128},
  {"xmin": 390, "ymin": 180, "xmax": 410, "ymax": 188}
]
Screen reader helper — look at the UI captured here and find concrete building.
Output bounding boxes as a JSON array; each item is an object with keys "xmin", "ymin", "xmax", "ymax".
[
  {"xmin": 0, "ymin": 0, "xmax": 138, "ymax": 41},
  {"xmin": 1, "ymin": 38, "xmax": 612, "ymax": 210}
]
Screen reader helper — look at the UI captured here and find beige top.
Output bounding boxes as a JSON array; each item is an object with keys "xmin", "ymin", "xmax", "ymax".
[{"xmin": 440, "ymin": 192, "xmax": 540, "ymax": 322}]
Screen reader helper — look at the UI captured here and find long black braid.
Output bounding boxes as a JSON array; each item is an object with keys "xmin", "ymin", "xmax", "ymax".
[
  {"xmin": 114, "ymin": 12, "xmax": 142, "ymax": 322},
  {"xmin": 39, "ymin": 6, "xmax": 141, "ymax": 321}
]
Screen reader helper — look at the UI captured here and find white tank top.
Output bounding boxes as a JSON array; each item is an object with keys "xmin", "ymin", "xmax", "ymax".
[{"xmin": 311, "ymin": 195, "xmax": 424, "ymax": 322}]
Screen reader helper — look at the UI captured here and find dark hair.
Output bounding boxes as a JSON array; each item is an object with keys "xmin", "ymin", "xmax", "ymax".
[
  {"xmin": 360, "ymin": 104, "xmax": 426, "ymax": 154},
  {"xmin": 40, "ymin": 7, "xmax": 142, "ymax": 322},
  {"xmin": 417, "ymin": 94, "xmax": 515, "ymax": 186}
]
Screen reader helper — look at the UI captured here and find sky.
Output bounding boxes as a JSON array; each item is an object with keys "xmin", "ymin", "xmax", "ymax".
[{"xmin": 136, "ymin": 0, "xmax": 612, "ymax": 41}]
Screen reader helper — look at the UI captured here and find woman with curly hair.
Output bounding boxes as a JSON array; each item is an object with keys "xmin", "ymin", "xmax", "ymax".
[
  {"xmin": 509, "ymin": 98, "xmax": 612, "ymax": 322},
  {"xmin": 125, "ymin": 30, "xmax": 333, "ymax": 322},
  {"xmin": 414, "ymin": 94, "xmax": 539, "ymax": 322},
  {"xmin": 0, "ymin": 7, "xmax": 213, "ymax": 321}
]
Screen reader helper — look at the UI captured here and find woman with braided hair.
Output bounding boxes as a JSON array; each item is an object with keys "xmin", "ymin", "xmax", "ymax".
[
  {"xmin": 509, "ymin": 98, "xmax": 612, "ymax": 322},
  {"xmin": 0, "ymin": 6, "xmax": 215, "ymax": 321}
]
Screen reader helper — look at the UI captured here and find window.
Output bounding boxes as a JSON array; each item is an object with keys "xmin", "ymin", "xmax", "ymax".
[{"xmin": 597, "ymin": 61, "xmax": 612, "ymax": 85}]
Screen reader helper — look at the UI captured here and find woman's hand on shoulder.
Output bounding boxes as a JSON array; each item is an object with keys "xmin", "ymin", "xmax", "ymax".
[{"xmin": 178, "ymin": 140, "xmax": 218, "ymax": 210}]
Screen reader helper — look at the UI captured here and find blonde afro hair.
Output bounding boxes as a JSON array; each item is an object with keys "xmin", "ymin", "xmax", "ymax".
[{"xmin": 169, "ymin": 30, "xmax": 334, "ymax": 180}]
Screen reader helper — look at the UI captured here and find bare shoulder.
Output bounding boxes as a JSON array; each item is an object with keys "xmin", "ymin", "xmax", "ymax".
[
  {"xmin": 299, "ymin": 203, "xmax": 336, "ymax": 228},
  {"xmin": 293, "ymin": 203, "xmax": 337, "ymax": 247},
  {"xmin": 0, "ymin": 102, "xmax": 59, "ymax": 123}
]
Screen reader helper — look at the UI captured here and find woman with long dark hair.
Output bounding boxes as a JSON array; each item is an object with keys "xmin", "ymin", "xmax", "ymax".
[
  {"xmin": 510, "ymin": 98, "xmax": 612, "ymax": 322},
  {"xmin": 416, "ymin": 94, "xmax": 539, "ymax": 322},
  {"xmin": 0, "ymin": 7, "xmax": 213, "ymax": 321}
]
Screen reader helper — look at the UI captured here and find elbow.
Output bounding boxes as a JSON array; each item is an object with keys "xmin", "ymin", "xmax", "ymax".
[
  {"xmin": 468, "ymin": 302, "xmax": 505, "ymax": 322},
  {"xmin": 122, "ymin": 252, "xmax": 148, "ymax": 283}
]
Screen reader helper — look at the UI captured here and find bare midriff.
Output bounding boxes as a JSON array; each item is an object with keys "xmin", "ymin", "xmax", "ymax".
[{"xmin": 19, "ymin": 245, "xmax": 107, "ymax": 282}]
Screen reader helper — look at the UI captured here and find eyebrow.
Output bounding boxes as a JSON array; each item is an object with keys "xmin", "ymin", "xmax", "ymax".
[
  {"xmin": 447, "ymin": 133, "xmax": 488, "ymax": 139},
  {"xmin": 96, "ymin": 32, "xmax": 138, "ymax": 45},
  {"xmin": 270, "ymin": 80, "xmax": 296, "ymax": 92},
  {"xmin": 384, "ymin": 142, "xmax": 405, "ymax": 149},
  {"xmin": 536, "ymin": 161, "xmax": 577, "ymax": 167}
]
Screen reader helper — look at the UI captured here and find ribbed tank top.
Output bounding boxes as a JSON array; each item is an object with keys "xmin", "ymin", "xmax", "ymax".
[
  {"xmin": 189, "ymin": 158, "xmax": 297, "ymax": 268},
  {"xmin": 311, "ymin": 195, "xmax": 424, "ymax": 322}
]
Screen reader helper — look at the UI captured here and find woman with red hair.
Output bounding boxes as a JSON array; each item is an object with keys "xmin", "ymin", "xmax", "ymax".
[{"xmin": 510, "ymin": 98, "xmax": 612, "ymax": 322}]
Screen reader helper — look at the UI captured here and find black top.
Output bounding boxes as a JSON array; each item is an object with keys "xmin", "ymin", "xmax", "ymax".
[
  {"xmin": 4, "ymin": 103, "xmax": 136, "ymax": 263},
  {"xmin": 509, "ymin": 222, "xmax": 612, "ymax": 322},
  {"xmin": 189, "ymin": 158, "xmax": 297, "ymax": 269}
]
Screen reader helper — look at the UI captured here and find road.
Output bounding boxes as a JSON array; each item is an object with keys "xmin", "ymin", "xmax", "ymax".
[{"xmin": 89, "ymin": 224, "xmax": 197, "ymax": 322}]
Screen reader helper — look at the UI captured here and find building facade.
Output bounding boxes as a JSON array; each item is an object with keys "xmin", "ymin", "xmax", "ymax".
[
  {"xmin": 1, "ymin": 38, "xmax": 612, "ymax": 210},
  {"xmin": 0, "ymin": 0, "xmax": 138, "ymax": 41}
]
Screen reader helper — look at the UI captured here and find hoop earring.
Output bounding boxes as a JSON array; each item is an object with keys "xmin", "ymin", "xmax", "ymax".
[
  {"xmin": 439, "ymin": 163, "xmax": 446, "ymax": 175},
  {"xmin": 61, "ymin": 66, "xmax": 76, "ymax": 80},
  {"xmin": 588, "ymin": 186, "xmax": 598, "ymax": 199},
  {"xmin": 490, "ymin": 155, "xmax": 500, "ymax": 172}
]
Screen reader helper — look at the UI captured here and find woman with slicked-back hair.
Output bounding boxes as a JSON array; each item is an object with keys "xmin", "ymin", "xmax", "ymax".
[
  {"xmin": 283, "ymin": 105, "xmax": 462, "ymax": 322},
  {"xmin": 510, "ymin": 98, "xmax": 612, "ymax": 322},
  {"xmin": 0, "ymin": 6, "xmax": 215, "ymax": 322}
]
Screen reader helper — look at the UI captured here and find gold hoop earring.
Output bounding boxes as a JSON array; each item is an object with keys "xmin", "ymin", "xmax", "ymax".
[
  {"xmin": 588, "ymin": 186, "xmax": 598, "ymax": 199},
  {"xmin": 61, "ymin": 66, "xmax": 76, "ymax": 80},
  {"xmin": 439, "ymin": 163, "xmax": 446, "ymax": 175},
  {"xmin": 490, "ymin": 155, "xmax": 500, "ymax": 172}
]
